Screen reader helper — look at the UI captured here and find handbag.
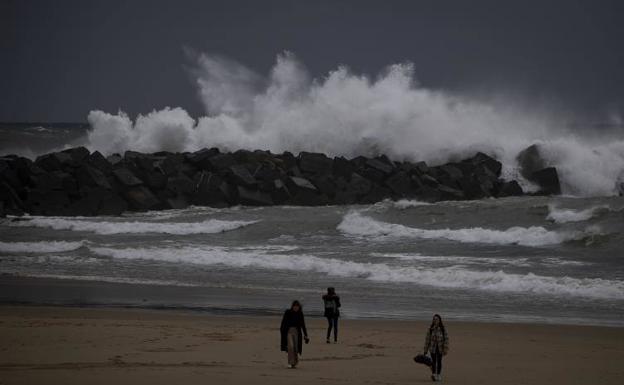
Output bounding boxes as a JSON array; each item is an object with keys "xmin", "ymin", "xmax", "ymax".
[{"xmin": 413, "ymin": 353, "xmax": 432, "ymax": 367}]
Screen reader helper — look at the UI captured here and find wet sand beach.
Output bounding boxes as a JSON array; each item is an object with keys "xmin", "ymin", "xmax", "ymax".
[{"xmin": 1, "ymin": 305, "xmax": 623, "ymax": 385}]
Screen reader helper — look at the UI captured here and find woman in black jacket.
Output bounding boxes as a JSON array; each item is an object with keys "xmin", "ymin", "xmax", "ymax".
[
  {"xmin": 322, "ymin": 287, "xmax": 341, "ymax": 343},
  {"xmin": 280, "ymin": 300, "xmax": 309, "ymax": 368}
]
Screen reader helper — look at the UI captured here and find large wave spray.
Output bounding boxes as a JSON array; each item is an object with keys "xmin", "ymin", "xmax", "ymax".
[{"xmin": 86, "ymin": 52, "xmax": 624, "ymax": 196}]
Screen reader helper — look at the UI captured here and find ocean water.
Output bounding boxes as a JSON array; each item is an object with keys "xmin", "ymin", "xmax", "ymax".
[{"xmin": 1, "ymin": 196, "xmax": 623, "ymax": 326}]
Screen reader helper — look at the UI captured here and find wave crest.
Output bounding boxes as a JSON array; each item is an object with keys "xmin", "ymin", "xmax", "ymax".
[
  {"xmin": 88, "ymin": 244, "xmax": 624, "ymax": 300},
  {"xmin": 546, "ymin": 204, "xmax": 611, "ymax": 223},
  {"xmin": 337, "ymin": 211, "xmax": 600, "ymax": 246},
  {"xmin": 7, "ymin": 217, "xmax": 258, "ymax": 235},
  {"xmin": 0, "ymin": 240, "xmax": 86, "ymax": 253}
]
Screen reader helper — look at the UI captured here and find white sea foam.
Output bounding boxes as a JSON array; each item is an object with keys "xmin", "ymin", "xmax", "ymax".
[
  {"xmin": 0, "ymin": 240, "xmax": 86, "ymax": 253},
  {"xmin": 338, "ymin": 211, "xmax": 600, "ymax": 246},
  {"xmin": 370, "ymin": 199, "xmax": 432, "ymax": 212},
  {"xmin": 542, "ymin": 257, "xmax": 590, "ymax": 266},
  {"xmin": 8, "ymin": 217, "xmax": 258, "ymax": 235},
  {"xmin": 88, "ymin": 245, "xmax": 624, "ymax": 300},
  {"xmin": 546, "ymin": 204, "xmax": 610, "ymax": 223},
  {"xmin": 84, "ymin": 52, "xmax": 624, "ymax": 196},
  {"xmin": 371, "ymin": 253, "xmax": 533, "ymax": 267},
  {"xmin": 4, "ymin": 272, "xmax": 199, "ymax": 287},
  {"xmin": 392, "ymin": 199, "xmax": 433, "ymax": 209},
  {"xmin": 373, "ymin": 253, "xmax": 591, "ymax": 267}
]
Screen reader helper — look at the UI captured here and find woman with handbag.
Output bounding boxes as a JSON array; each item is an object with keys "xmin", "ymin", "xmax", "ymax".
[
  {"xmin": 423, "ymin": 314, "xmax": 449, "ymax": 381},
  {"xmin": 280, "ymin": 300, "xmax": 309, "ymax": 368}
]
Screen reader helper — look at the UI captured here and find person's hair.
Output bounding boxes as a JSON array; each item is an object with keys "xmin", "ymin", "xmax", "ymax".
[
  {"xmin": 429, "ymin": 314, "xmax": 445, "ymax": 334},
  {"xmin": 291, "ymin": 300, "xmax": 302, "ymax": 310},
  {"xmin": 327, "ymin": 287, "xmax": 335, "ymax": 295}
]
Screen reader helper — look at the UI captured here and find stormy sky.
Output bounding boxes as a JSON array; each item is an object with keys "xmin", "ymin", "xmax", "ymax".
[{"xmin": 1, "ymin": 0, "xmax": 623, "ymax": 123}]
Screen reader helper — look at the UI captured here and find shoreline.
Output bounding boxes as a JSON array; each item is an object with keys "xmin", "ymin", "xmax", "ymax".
[
  {"xmin": 1, "ymin": 305, "xmax": 623, "ymax": 385},
  {"xmin": 3, "ymin": 301, "xmax": 624, "ymax": 329},
  {"xmin": 2, "ymin": 275, "xmax": 623, "ymax": 328}
]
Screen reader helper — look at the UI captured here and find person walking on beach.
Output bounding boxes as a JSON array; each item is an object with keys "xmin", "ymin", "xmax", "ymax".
[
  {"xmin": 322, "ymin": 287, "xmax": 341, "ymax": 343},
  {"xmin": 423, "ymin": 314, "xmax": 449, "ymax": 382},
  {"xmin": 280, "ymin": 300, "xmax": 309, "ymax": 368}
]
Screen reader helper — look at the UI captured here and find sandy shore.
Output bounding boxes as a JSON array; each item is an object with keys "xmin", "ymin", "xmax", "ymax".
[{"xmin": 0, "ymin": 306, "xmax": 623, "ymax": 385}]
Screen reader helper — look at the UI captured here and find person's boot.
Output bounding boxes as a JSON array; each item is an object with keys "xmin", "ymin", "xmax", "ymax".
[
  {"xmin": 436, "ymin": 374, "xmax": 442, "ymax": 381},
  {"xmin": 431, "ymin": 373, "xmax": 436, "ymax": 381}
]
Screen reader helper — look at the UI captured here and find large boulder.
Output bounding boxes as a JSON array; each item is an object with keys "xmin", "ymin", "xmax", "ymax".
[
  {"xmin": 286, "ymin": 176, "xmax": 324, "ymax": 206},
  {"xmin": 361, "ymin": 167, "xmax": 386, "ymax": 184},
  {"xmin": 66, "ymin": 187, "xmax": 127, "ymax": 216},
  {"xmin": 348, "ymin": 173, "xmax": 373, "ymax": 196},
  {"xmin": 1, "ymin": 163, "xmax": 23, "ymax": 191},
  {"xmin": 228, "ymin": 165, "xmax": 257, "ymax": 186},
  {"xmin": 464, "ymin": 152, "xmax": 502, "ymax": 177},
  {"xmin": 113, "ymin": 168, "xmax": 143, "ymax": 187},
  {"xmin": 192, "ymin": 171, "xmax": 228, "ymax": 206},
  {"xmin": 61, "ymin": 146, "xmax": 90, "ymax": 163},
  {"xmin": 277, "ymin": 152, "xmax": 297, "ymax": 170},
  {"xmin": 286, "ymin": 176, "xmax": 318, "ymax": 193},
  {"xmin": 35, "ymin": 152, "xmax": 73, "ymax": 172},
  {"xmin": 98, "ymin": 192, "xmax": 128, "ymax": 215},
  {"xmin": 87, "ymin": 151, "xmax": 112, "ymax": 173},
  {"xmin": 310, "ymin": 175, "xmax": 337, "ymax": 197},
  {"xmin": 107, "ymin": 154, "xmax": 123, "ymax": 165},
  {"xmin": 140, "ymin": 170, "xmax": 168, "ymax": 191},
  {"xmin": 516, "ymin": 145, "xmax": 561, "ymax": 195},
  {"xmin": 237, "ymin": 186, "xmax": 274, "ymax": 206},
  {"xmin": 413, "ymin": 161, "xmax": 429, "ymax": 175},
  {"xmin": 29, "ymin": 171, "xmax": 64, "ymax": 192},
  {"xmin": 360, "ymin": 185, "xmax": 392, "ymax": 204},
  {"xmin": 166, "ymin": 173, "xmax": 195, "ymax": 196},
  {"xmin": 364, "ymin": 158, "xmax": 394, "ymax": 180},
  {"xmin": 384, "ymin": 171, "xmax": 414, "ymax": 197},
  {"xmin": 516, "ymin": 144, "xmax": 546, "ymax": 180},
  {"xmin": 2, "ymin": 156, "xmax": 31, "ymax": 188},
  {"xmin": 154, "ymin": 155, "xmax": 184, "ymax": 176},
  {"xmin": 75, "ymin": 165, "xmax": 112, "ymax": 190},
  {"xmin": 497, "ymin": 180, "xmax": 524, "ymax": 197},
  {"xmin": 298, "ymin": 152, "xmax": 334, "ymax": 175},
  {"xmin": 207, "ymin": 153, "xmax": 236, "ymax": 171},
  {"xmin": 418, "ymin": 185, "xmax": 465, "ymax": 202},
  {"xmin": 332, "ymin": 157, "xmax": 354, "ymax": 179},
  {"xmin": 219, "ymin": 182, "xmax": 239, "ymax": 205},
  {"xmin": 270, "ymin": 179, "xmax": 291, "ymax": 204},
  {"xmin": 123, "ymin": 186, "xmax": 161, "ymax": 210},
  {"xmin": 531, "ymin": 167, "xmax": 561, "ymax": 195},
  {"xmin": 253, "ymin": 164, "xmax": 283, "ymax": 184},
  {"xmin": 165, "ymin": 196, "xmax": 190, "ymax": 210},
  {"xmin": 0, "ymin": 181, "xmax": 24, "ymax": 215},
  {"xmin": 186, "ymin": 147, "xmax": 220, "ymax": 169},
  {"xmin": 456, "ymin": 176, "xmax": 489, "ymax": 199},
  {"xmin": 24, "ymin": 189, "xmax": 71, "ymax": 215}
]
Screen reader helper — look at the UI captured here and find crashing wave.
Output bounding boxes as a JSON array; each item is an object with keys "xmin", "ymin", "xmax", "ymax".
[
  {"xmin": 546, "ymin": 204, "xmax": 611, "ymax": 223},
  {"xmin": 7, "ymin": 217, "xmax": 258, "ymax": 235},
  {"xmin": 0, "ymin": 240, "xmax": 87, "ymax": 253},
  {"xmin": 88, "ymin": 244, "xmax": 624, "ymax": 300},
  {"xmin": 337, "ymin": 211, "xmax": 602, "ymax": 246}
]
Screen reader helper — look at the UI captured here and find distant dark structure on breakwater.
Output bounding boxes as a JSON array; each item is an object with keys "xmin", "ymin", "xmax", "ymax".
[{"xmin": 0, "ymin": 145, "xmax": 560, "ymax": 217}]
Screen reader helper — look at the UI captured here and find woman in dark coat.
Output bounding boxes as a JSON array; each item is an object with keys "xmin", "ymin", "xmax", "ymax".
[
  {"xmin": 280, "ymin": 300, "xmax": 309, "ymax": 368},
  {"xmin": 322, "ymin": 287, "xmax": 341, "ymax": 343}
]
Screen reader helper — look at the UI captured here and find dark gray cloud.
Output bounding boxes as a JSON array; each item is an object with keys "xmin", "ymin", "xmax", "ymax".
[{"xmin": 1, "ymin": 0, "xmax": 623, "ymax": 122}]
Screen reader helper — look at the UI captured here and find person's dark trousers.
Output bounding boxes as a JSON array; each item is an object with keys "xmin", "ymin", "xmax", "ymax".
[
  {"xmin": 326, "ymin": 317, "xmax": 338, "ymax": 341},
  {"xmin": 430, "ymin": 348, "xmax": 442, "ymax": 375}
]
